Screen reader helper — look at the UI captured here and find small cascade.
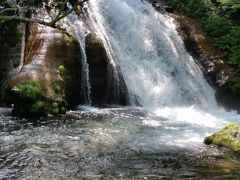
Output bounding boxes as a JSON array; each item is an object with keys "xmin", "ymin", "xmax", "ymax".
[
  {"xmin": 66, "ymin": 13, "xmax": 92, "ymax": 105},
  {"xmin": 83, "ymin": 2, "xmax": 130, "ymax": 105},
  {"xmin": 76, "ymin": 30, "xmax": 92, "ymax": 105}
]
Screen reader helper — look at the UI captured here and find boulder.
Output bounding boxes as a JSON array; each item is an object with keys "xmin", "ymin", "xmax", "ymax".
[
  {"xmin": 4, "ymin": 21, "xmax": 82, "ymax": 117},
  {"xmin": 204, "ymin": 124, "xmax": 240, "ymax": 153}
]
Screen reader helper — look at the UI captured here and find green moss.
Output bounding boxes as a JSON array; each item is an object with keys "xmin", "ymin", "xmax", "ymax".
[
  {"xmin": 224, "ymin": 124, "xmax": 239, "ymax": 130},
  {"xmin": 204, "ymin": 124, "xmax": 240, "ymax": 153},
  {"xmin": 63, "ymin": 33, "xmax": 77, "ymax": 43},
  {"xmin": 58, "ymin": 65, "xmax": 66, "ymax": 76},
  {"xmin": 52, "ymin": 80, "xmax": 64, "ymax": 94}
]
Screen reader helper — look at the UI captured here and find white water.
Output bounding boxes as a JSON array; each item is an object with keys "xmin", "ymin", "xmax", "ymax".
[{"xmin": 81, "ymin": 0, "xmax": 240, "ymax": 146}]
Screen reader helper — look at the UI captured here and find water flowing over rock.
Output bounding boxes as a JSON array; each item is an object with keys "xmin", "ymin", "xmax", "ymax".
[
  {"xmin": 85, "ymin": 33, "xmax": 109, "ymax": 104},
  {"xmin": 88, "ymin": 0, "xmax": 216, "ymax": 108}
]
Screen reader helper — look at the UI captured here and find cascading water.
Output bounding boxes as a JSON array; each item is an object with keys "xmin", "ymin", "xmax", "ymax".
[
  {"xmin": 85, "ymin": 0, "xmax": 240, "ymax": 143},
  {"xmin": 88, "ymin": 0, "xmax": 216, "ymax": 108},
  {"xmin": 83, "ymin": 2, "xmax": 130, "ymax": 104},
  {"xmin": 65, "ymin": 14, "xmax": 92, "ymax": 105}
]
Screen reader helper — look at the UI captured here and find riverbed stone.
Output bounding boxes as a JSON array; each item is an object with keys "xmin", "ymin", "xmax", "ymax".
[{"xmin": 204, "ymin": 124, "xmax": 240, "ymax": 153}]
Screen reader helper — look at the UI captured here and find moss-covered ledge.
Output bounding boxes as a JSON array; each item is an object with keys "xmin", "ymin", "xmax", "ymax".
[{"xmin": 204, "ymin": 124, "xmax": 240, "ymax": 153}]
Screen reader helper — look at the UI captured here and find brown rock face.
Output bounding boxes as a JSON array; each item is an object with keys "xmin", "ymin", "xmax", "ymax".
[
  {"xmin": 5, "ymin": 20, "xmax": 82, "ymax": 115},
  {"xmin": 170, "ymin": 13, "xmax": 240, "ymax": 112},
  {"xmin": 171, "ymin": 13, "xmax": 232, "ymax": 87}
]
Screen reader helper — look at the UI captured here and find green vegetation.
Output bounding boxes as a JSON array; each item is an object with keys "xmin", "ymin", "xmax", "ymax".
[
  {"xmin": 11, "ymin": 80, "xmax": 42, "ymax": 101},
  {"xmin": 5, "ymin": 80, "xmax": 67, "ymax": 118},
  {"xmin": 215, "ymin": 27, "xmax": 240, "ymax": 66},
  {"xmin": 201, "ymin": 14, "xmax": 232, "ymax": 37},
  {"xmin": 167, "ymin": 0, "xmax": 207, "ymax": 17},
  {"xmin": 167, "ymin": 0, "xmax": 240, "ymax": 68},
  {"xmin": 50, "ymin": 100, "xmax": 67, "ymax": 116},
  {"xmin": 7, "ymin": 80, "xmax": 46, "ymax": 117},
  {"xmin": 204, "ymin": 124, "xmax": 240, "ymax": 153},
  {"xmin": 220, "ymin": 80, "xmax": 240, "ymax": 93},
  {"xmin": 58, "ymin": 64, "xmax": 66, "ymax": 76}
]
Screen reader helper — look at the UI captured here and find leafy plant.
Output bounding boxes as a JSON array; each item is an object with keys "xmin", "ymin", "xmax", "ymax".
[
  {"xmin": 215, "ymin": 26, "xmax": 240, "ymax": 65},
  {"xmin": 12, "ymin": 80, "xmax": 42, "ymax": 101},
  {"xmin": 201, "ymin": 14, "xmax": 232, "ymax": 37},
  {"xmin": 167, "ymin": 0, "xmax": 208, "ymax": 17}
]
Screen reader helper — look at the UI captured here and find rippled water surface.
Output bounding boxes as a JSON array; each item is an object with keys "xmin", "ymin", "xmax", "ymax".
[{"xmin": 1, "ymin": 107, "xmax": 240, "ymax": 179}]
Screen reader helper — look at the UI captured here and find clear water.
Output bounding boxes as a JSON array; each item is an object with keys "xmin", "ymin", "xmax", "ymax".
[{"xmin": 1, "ymin": 107, "xmax": 240, "ymax": 179}]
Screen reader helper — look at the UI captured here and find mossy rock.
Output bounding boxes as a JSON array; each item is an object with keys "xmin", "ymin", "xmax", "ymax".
[{"xmin": 204, "ymin": 124, "xmax": 240, "ymax": 153}]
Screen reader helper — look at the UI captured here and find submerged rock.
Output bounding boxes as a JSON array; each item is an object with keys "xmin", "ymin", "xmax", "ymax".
[
  {"xmin": 4, "ymin": 18, "xmax": 82, "ymax": 117},
  {"xmin": 204, "ymin": 124, "xmax": 240, "ymax": 153}
]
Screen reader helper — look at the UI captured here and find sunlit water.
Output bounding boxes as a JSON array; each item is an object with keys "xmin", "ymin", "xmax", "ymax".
[
  {"xmin": 1, "ymin": 107, "xmax": 240, "ymax": 179},
  {"xmin": 1, "ymin": 0, "xmax": 240, "ymax": 179}
]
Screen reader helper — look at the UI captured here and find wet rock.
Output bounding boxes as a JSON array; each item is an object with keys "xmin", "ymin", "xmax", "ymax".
[
  {"xmin": 164, "ymin": 6, "xmax": 174, "ymax": 13},
  {"xmin": 0, "ymin": 21, "xmax": 22, "ymax": 102},
  {"xmin": 168, "ymin": 12, "xmax": 240, "ymax": 112},
  {"xmin": 85, "ymin": 33, "xmax": 129, "ymax": 105},
  {"xmin": 171, "ymin": 13, "xmax": 232, "ymax": 88},
  {"xmin": 215, "ymin": 80, "xmax": 240, "ymax": 113},
  {"xmin": 204, "ymin": 124, "xmax": 240, "ymax": 153},
  {"xmin": 150, "ymin": 0, "xmax": 169, "ymax": 12},
  {"xmin": 85, "ymin": 33, "xmax": 108, "ymax": 104},
  {"xmin": 4, "ymin": 18, "xmax": 82, "ymax": 117}
]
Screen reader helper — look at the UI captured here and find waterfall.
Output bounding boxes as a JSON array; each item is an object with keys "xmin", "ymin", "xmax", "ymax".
[
  {"xmin": 66, "ymin": 13, "xmax": 92, "ymax": 105},
  {"xmin": 74, "ymin": 21, "xmax": 92, "ymax": 105},
  {"xmin": 86, "ymin": 0, "xmax": 217, "ymax": 110},
  {"xmin": 83, "ymin": 2, "xmax": 131, "ymax": 105}
]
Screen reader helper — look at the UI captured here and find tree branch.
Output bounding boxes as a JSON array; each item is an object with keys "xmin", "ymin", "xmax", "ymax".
[
  {"xmin": 50, "ymin": 0, "xmax": 89, "ymax": 26},
  {"xmin": 0, "ymin": 8, "xmax": 18, "ymax": 15},
  {"xmin": 0, "ymin": 0, "xmax": 89, "ymax": 31}
]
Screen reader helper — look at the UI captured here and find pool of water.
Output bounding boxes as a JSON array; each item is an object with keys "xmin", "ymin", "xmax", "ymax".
[{"xmin": 1, "ymin": 107, "xmax": 240, "ymax": 179}]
